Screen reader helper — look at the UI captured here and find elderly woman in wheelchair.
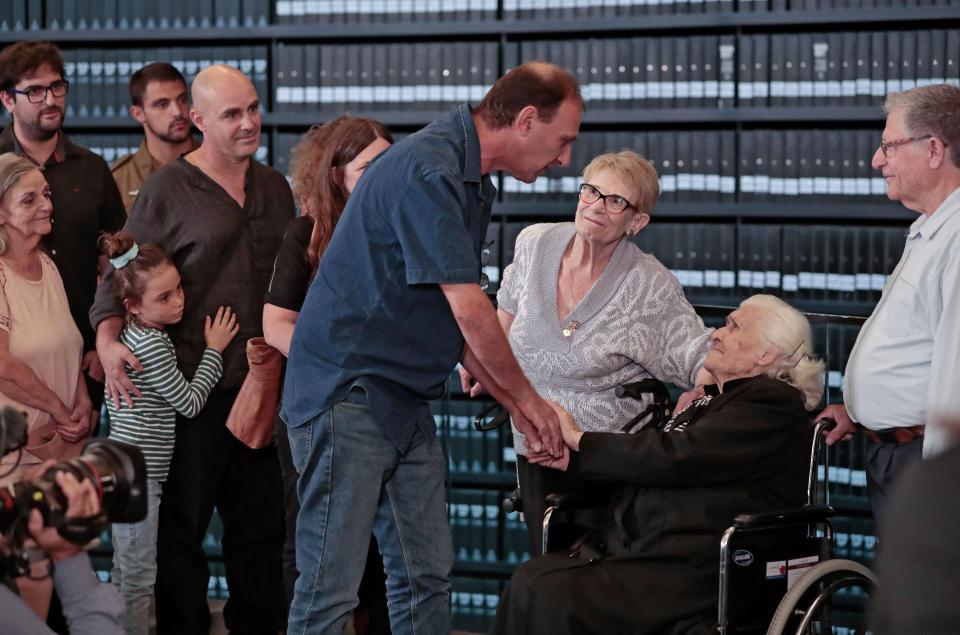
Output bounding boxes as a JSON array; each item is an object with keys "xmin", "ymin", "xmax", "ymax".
[{"xmin": 493, "ymin": 294, "xmax": 828, "ymax": 635}]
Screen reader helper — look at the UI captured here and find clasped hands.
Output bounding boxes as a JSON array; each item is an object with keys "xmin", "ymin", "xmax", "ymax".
[{"xmin": 526, "ymin": 401, "xmax": 583, "ymax": 472}]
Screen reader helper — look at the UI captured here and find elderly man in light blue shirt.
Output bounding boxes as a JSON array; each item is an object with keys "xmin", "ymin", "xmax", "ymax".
[{"xmin": 821, "ymin": 83, "xmax": 960, "ymax": 525}]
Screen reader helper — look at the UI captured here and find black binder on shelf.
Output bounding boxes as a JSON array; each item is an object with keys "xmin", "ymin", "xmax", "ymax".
[
  {"xmin": 826, "ymin": 130, "xmax": 843, "ymax": 203},
  {"xmin": 274, "ymin": 42, "xmax": 293, "ymax": 113},
  {"xmin": 901, "ymin": 29, "xmax": 917, "ymax": 91},
  {"xmin": 688, "ymin": 36, "xmax": 706, "ymax": 109},
  {"xmin": 947, "ymin": 29, "xmax": 960, "ymax": 84},
  {"xmin": 657, "ymin": 37, "xmax": 677, "ymax": 108},
  {"xmin": 589, "ymin": 39, "xmax": 607, "ymax": 109},
  {"xmin": 718, "ymin": 35, "xmax": 736, "ymax": 109},
  {"xmin": 102, "ymin": 49, "xmax": 117, "ymax": 118},
  {"xmin": 929, "ymin": 29, "xmax": 946, "ymax": 83},
  {"xmin": 26, "ymin": 0, "xmax": 42, "ymax": 30},
  {"xmin": 784, "ymin": 34, "xmax": 801, "ymax": 106},
  {"xmin": 658, "ymin": 131, "xmax": 678, "ymax": 205},
  {"xmin": 753, "ymin": 34, "xmax": 770, "ymax": 108},
  {"xmin": 767, "ymin": 129, "xmax": 784, "ymax": 199},
  {"xmin": 717, "ymin": 130, "xmax": 733, "ymax": 204},
  {"xmin": 916, "ymin": 29, "xmax": 933, "ymax": 88},
  {"xmin": 840, "ymin": 32, "xmax": 857, "ymax": 104},
  {"xmin": 855, "ymin": 31, "xmax": 872, "ymax": 107},
  {"xmin": 674, "ymin": 37, "xmax": 691, "ymax": 109},
  {"xmin": 769, "ymin": 35, "xmax": 786, "ymax": 107},
  {"xmin": 676, "ymin": 130, "xmax": 692, "ymax": 202},
  {"xmin": 645, "ymin": 38, "xmax": 661, "ymax": 109},
  {"xmin": 215, "ymin": 0, "xmax": 242, "ymax": 27},
  {"xmin": 757, "ymin": 130, "xmax": 773, "ymax": 201},
  {"xmin": 870, "ymin": 31, "xmax": 886, "ymax": 106}
]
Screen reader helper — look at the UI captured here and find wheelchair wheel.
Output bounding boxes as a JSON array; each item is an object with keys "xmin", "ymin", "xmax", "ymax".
[{"xmin": 766, "ymin": 559, "xmax": 877, "ymax": 635}]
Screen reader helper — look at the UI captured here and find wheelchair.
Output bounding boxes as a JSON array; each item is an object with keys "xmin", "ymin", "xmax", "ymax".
[{"xmin": 473, "ymin": 382, "xmax": 878, "ymax": 635}]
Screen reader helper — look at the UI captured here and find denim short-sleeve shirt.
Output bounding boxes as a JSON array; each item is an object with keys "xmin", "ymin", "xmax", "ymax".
[{"xmin": 282, "ymin": 104, "xmax": 496, "ymax": 448}]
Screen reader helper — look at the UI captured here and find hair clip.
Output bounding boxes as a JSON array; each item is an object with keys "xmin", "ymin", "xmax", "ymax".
[{"xmin": 110, "ymin": 244, "xmax": 139, "ymax": 269}]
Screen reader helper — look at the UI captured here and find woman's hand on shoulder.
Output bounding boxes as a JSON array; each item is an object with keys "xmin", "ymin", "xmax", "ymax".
[{"xmin": 204, "ymin": 306, "xmax": 240, "ymax": 353}]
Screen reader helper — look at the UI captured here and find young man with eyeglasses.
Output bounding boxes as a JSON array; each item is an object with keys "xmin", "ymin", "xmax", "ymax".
[
  {"xmin": 0, "ymin": 40, "xmax": 126, "ymax": 424},
  {"xmin": 820, "ymin": 83, "xmax": 960, "ymax": 527}
]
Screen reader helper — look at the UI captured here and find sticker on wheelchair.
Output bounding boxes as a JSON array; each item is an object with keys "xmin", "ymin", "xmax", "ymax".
[
  {"xmin": 765, "ymin": 560, "xmax": 787, "ymax": 579},
  {"xmin": 785, "ymin": 555, "xmax": 820, "ymax": 589}
]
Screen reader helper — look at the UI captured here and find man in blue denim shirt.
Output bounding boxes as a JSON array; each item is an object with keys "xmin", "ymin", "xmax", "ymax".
[{"xmin": 283, "ymin": 62, "xmax": 583, "ymax": 634}]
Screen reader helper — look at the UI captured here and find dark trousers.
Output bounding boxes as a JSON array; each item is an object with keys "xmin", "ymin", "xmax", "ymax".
[
  {"xmin": 517, "ymin": 455, "xmax": 610, "ymax": 556},
  {"xmin": 274, "ymin": 411, "xmax": 300, "ymax": 611},
  {"xmin": 155, "ymin": 387, "xmax": 286, "ymax": 635},
  {"xmin": 865, "ymin": 435, "xmax": 923, "ymax": 532}
]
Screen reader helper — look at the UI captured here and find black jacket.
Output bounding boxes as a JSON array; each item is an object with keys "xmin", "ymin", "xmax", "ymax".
[{"xmin": 495, "ymin": 375, "xmax": 812, "ymax": 635}]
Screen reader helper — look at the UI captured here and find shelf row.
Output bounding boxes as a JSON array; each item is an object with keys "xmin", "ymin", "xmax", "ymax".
[{"xmin": 1, "ymin": 6, "xmax": 958, "ymax": 42}]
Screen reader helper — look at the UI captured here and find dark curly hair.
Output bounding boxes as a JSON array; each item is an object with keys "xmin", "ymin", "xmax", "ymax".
[
  {"xmin": 288, "ymin": 115, "xmax": 392, "ymax": 273},
  {"xmin": 0, "ymin": 41, "xmax": 66, "ymax": 92}
]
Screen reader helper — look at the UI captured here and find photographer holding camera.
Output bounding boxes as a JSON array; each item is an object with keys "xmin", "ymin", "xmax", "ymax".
[
  {"xmin": 2, "ymin": 407, "xmax": 146, "ymax": 633},
  {"xmin": 1, "ymin": 468, "xmax": 124, "ymax": 634}
]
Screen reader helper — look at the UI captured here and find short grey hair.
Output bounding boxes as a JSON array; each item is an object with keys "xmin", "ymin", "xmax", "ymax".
[
  {"xmin": 742, "ymin": 294, "xmax": 825, "ymax": 411},
  {"xmin": 884, "ymin": 84, "xmax": 960, "ymax": 169},
  {"xmin": 582, "ymin": 150, "xmax": 660, "ymax": 214},
  {"xmin": 0, "ymin": 152, "xmax": 42, "ymax": 255}
]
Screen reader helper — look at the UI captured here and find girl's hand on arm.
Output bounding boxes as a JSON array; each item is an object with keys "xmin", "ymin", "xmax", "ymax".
[{"xmin": 204, "ymin": 306, "xmax": 240, "ymax": 353}]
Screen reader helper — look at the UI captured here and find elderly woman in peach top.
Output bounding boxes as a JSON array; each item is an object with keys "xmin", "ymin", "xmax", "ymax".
[{"xmin": 0, "ymin": 152, "xmax": 93, "ymax": 484}]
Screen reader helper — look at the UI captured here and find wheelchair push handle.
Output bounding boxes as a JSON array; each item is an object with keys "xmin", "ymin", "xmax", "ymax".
[
  {"xmin": 814, "ymin": 417, "xmax": 837, "ymax": 434},
  {"xmin": 473, "ymin": 402, "xmax": 510, "ymax": 432},
  {"xmin": 615, "ymin": 378, "xmax": 670, "ymax": 403}
]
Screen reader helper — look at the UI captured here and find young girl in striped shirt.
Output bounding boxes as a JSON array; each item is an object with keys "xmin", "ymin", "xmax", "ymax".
[{"xmin": 100, "ymin": 229, "xmax": 238, "ymax": 635}]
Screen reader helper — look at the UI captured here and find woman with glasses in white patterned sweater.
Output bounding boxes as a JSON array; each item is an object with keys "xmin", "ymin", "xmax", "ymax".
[{"xmin": 460, "ymin": 150, "xmax": 714, "ymax": 554}]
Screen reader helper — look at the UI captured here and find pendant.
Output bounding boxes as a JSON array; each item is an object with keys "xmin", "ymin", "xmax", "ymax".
[{"xmin": 562, "ymin": 320, "xmax": 581, "ymax": 338}]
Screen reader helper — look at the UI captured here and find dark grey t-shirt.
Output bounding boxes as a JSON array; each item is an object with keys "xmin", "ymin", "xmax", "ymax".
[{"xmin": 90, "ymin": 156, "xmax": 295, "ymax": 387}]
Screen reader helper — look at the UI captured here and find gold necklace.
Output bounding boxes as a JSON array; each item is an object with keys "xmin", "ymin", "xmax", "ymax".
[{"xmin": 559, "ymin": 264, "xmax": 583, "ymax": 338}]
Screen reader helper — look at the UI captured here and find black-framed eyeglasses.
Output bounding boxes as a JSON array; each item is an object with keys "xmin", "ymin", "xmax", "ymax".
[
  {"xmin": 878, "ymin": 134, "xmax": 933, "ymax": 158},
  {"xmin": 7, "ymin": 79, "xmax": 70, "ymax": 104},
  {"xmin": 578, "ymin": 183, "xmax": 636, "ymax": 215}
]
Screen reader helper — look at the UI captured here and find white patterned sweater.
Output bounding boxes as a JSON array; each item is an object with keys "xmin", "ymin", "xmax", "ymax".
[{"xmin": 497, "ymin": 223, "xmax": 713, "ymax": 456}]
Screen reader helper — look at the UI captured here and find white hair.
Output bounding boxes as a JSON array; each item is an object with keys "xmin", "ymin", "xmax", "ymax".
[{"xmin": 741, "ymin": 294, "xmax": 825, "ymax": 410}]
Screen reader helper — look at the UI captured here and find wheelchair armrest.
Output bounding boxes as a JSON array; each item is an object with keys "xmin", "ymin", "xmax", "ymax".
[
  {"xmin": 733, "ymin": 504, "xmax": 834, "ymax": 529},
  {"xmin": 544, "ymin": 492, "xmax": 601, "ymax": 511},
  {"xmin": 473, "ymin": 402, "xmax": 509, "ymax": 432}
]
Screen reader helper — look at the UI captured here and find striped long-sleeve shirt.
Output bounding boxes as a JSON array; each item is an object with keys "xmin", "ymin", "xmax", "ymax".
[{"xmin": 106, "ymin": 322, "xmax": 223, "ymax": 481}]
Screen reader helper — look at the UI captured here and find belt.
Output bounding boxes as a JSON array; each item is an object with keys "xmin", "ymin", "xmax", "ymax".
[{"xmin": 864, "ymin": 424, "xmax": 924, "ymax": 445}]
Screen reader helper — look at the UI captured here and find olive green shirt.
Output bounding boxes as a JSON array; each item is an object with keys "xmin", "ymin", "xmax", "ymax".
[{"xmin": 110, "ymin": 137, "xmax": 198, "ymax": 214}]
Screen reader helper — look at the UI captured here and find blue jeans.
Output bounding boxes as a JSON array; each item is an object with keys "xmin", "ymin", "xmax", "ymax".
[
  {"xmin": 112, "ymin": 478, "xmax": 162, "ymax": 635},
  {"xmin": 286, "ymin": 395, "xmax": 453, "ymax": 635}
]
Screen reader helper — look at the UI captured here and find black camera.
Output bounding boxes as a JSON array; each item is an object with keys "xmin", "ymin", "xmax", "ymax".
[{"xmin": 0, "ymin": 406, "xmax": 147, "ymax": 577}]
